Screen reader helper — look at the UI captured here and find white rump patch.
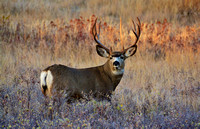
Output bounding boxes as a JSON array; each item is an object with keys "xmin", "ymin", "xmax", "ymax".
[
  {"xmin": 46, "ymin": 70, "xmax": 53, "ymax": 89},
  {"xmin": 40, "ymin": 71, "xmax": 47, "ymax": 87}
]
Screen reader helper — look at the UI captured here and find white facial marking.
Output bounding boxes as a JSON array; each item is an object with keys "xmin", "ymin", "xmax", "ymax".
[
  {"xmin": 113, "ymin": 57, "xmax": 121, "ymax": 64},
  {"xmin": 40, "ymin": 71, "xmax": 47, "ymax": 86},
  {"xmin": 111, "ymin": 57, "xmax": 124, "ymax": 75}
]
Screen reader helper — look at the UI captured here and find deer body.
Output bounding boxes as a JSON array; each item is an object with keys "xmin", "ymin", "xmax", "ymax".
[
  {"xmin": 40, "ymin": 18, "xmax": 141, "ymax": 101},
  {"xmin": 41, "ymin": 60, "xmax": 123, "ymax": 100}
]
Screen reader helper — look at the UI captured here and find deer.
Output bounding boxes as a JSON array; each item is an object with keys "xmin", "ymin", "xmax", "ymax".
[{"xmin": 40, "ymin": 18, "xmax": 141, "ymax": 101}]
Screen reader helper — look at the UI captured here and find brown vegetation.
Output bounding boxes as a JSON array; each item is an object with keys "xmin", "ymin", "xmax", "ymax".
[{"xmin": 0, "ymin": 0, "xmax": 199, "ymax": 128}]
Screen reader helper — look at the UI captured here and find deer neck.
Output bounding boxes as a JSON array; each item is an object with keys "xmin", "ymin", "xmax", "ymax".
[{"xmin": 102, "ymin": 61, "xmax": 123, "ymax": 89}]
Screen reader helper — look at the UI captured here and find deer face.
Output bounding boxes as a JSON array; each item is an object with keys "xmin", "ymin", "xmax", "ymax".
[{"xmin": 96, "ymin": 45, "xmax": 137, "ymax": 75}]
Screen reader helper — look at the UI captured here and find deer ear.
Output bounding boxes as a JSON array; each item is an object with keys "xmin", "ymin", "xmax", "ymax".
[
  {"xmin": 96, "ymin": 45, "xmax": 110, "ymax": 58},
  {"xmin": 124, "ymin": 45, "xmax": 137, "ymax": 58}
]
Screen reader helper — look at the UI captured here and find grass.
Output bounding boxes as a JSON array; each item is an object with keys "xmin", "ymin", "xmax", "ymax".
[
  {"xmin": 1, "ymin": 0, "xmax": 200, "ymax": 24},
  {"xmin": 0, "ymin": 0, "xmax": 200, "ymax": 128}
]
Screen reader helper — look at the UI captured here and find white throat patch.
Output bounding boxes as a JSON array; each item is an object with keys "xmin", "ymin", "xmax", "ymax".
[{"xmin": 112, "ymin": 69, "xmax": 124, "ymax": 75}]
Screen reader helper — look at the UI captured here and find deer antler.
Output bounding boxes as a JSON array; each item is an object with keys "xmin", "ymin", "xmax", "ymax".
[
  {"xmin": 92, "ymin": 18, "xmax": 110, "ymax": 52},
  {"xmin": 124, "ymin": 17, "xmax": 141, "ymax": 51}
]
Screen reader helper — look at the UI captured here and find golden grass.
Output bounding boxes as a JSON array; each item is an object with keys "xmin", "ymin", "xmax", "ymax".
[
  {"xmin": 0, "ymin": 0, "xmax": 200, "ymax": 127},
  {"xmin": 1, "ymin": 0, "xmax": 200, "ymax": 24}
]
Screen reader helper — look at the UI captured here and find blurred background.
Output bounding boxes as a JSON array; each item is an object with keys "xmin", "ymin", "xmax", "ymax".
[{"xmin": 1, "ymin": 0, "xmax": 200, "ymax": 25}]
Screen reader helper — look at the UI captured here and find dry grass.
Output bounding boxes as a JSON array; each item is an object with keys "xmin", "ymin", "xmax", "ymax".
[
  {"xmin": 0, "ymin": 0, "xmax": 200, "ymax": 128},
  {"xmin": 1, "ymin": 0, "xmax": 200, "ymax": 24}
]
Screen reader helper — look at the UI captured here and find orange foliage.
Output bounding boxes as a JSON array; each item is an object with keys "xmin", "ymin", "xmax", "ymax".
[{"xmin": 1, "ymin": 15, "xmax": 199, "ymax": 57}]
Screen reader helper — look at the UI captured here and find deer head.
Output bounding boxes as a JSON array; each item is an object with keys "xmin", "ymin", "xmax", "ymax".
[{"xmin": 92, "ymin": 18, "xmax": 141, "ymax": 75}]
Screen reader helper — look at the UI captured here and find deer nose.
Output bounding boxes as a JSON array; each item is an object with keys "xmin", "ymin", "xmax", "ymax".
[{"xmin": 113, "ymin": 61, "xmax": 120, "ymax": 66}]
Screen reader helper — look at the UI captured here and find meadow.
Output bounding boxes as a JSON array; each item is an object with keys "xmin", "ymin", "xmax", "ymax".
[{"xmin": 0, "ymin": 0, "xmax": 200, "ymax": 128}]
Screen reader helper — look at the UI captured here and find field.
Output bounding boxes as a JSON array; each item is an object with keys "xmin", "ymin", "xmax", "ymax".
[{"xmin": 0, "ymin": 0, "xmax": 200, "ymax": 128}]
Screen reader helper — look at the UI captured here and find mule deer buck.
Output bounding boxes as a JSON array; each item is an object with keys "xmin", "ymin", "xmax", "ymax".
[{"xmin": 40, "ymin": 18, "xmax": 141, "ymax": 101}]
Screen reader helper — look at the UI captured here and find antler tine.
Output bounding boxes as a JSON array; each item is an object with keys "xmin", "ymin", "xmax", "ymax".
[
  {"xmin": 124, "ymin": 17, "xmax": 141, "ymax": 51},
  {"xmin": 92, "ymin": 19, "xmax": 98, "ymax": 39},
  {"xmin": 137, "ymin": 17, "xmax": 141, "ymax": 27},
  {"xmin": 132, "ymin": 19, "xmax": 136, "ymax": 32},
  {"xmin": 92, "ymin": 18, "xmax": 110, "ymax": 52},
  {"xmin": 132, "ymin": 18, "xmax": 141, "ymax": 45},
  {"xmin": 97, "ymin": 21, "xmax": 101, "ymax": 40},
  {"xmin": 132, "ymin": 17, "xmax": 141, "ymax": 45}
]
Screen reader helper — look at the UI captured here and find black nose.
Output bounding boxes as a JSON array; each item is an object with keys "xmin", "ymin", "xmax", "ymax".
[{"xmin": 113, "ymin": 61, "xmax": 120, "ymax": 66}]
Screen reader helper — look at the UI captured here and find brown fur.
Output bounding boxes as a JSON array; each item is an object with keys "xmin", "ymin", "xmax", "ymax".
[{"xmin": 42, "ymin": 60, "xmax": 123, "ymax": 100}]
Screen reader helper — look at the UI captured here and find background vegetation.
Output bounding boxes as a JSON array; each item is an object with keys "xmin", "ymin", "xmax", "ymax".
[{"xmin": 0, "ymin": 0, "xmax": 200, "ymax": 128}]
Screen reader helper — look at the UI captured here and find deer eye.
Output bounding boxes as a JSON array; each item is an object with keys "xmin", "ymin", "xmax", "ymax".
[{"xmin": 120, "ymin": 56, "xmax": 124, "ymax": 59}]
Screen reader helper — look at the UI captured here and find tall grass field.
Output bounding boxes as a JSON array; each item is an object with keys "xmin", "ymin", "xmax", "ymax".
[{"xmin": 0, "ymin": 0, "xmax": 200, "ymax": 128}]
